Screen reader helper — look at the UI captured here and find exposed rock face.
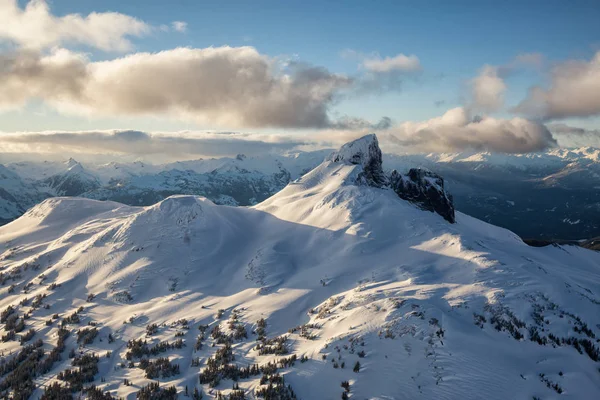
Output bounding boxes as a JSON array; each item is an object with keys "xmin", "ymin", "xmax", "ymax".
[
  {"xmin": 328, "ymin": 134, "xmax": 387, "ymax": 187},
  {"xmin": 328, "ymin": 134, "xmax": 456, "ymax": 223},
  {"xmin": 389, "ymin": 168, "xmax": 456, "ymax": 223}
]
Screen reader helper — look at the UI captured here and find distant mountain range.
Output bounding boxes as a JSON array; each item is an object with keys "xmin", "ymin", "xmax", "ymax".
[{"xmin": 1, "ymin": 146, "xmax": 599, "ymax": 240}]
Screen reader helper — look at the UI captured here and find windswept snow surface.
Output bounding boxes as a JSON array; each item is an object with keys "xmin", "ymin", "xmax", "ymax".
[{"xmin": 1, "ymin": 136, "xmax": 599, "ymax": 399}]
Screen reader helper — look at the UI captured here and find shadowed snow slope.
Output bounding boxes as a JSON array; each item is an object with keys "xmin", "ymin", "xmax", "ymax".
[{"xmin": 0, "ymin": 136, "xmax": 599, "ymax": 399}]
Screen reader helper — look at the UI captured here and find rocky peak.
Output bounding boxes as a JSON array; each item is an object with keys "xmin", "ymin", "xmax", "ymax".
[
  {"xmin": 328, "ymin": 134, "xmax": 387, "ymax": 187},
  {"xmin": 326, "ymin": 135, "xmax": 456, "ymax": 222},
  {"xmin": 389, "ymin": 168, "xmax": 455, "ymax": 223}
]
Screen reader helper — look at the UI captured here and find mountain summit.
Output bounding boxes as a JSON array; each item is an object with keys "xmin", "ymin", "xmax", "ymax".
[
  {"xmin": 0, "ymin": 135, "xmax": 599, "ymax": 399},
  {"xmin": 328, "ymin": 134, "xmax": 387, "ymax": 187},
  {"xmin": 294, "ymin": 134, "xmax": 456, "ymax": 223}
]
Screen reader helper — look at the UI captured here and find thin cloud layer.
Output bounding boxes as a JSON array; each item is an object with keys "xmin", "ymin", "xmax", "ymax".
[
  {"xmin": 0, "ymin": 108, "xmax": 561, "ymax": 162},
  {"xmin": 362, "ymin": 53, "xmax": 421, "ymax": 73},
  {"xmin": 515, "ymin": 51, "xmax": 600, "ymax": 120},
  {"xmin": 386, "ymin": 107, "xmax": 557, "ymax": 153},
  {"xmin": 0, "ymin": 130, "xmax": 306, "ymax": 159},
  {"xmin": 548, "ymin": 123, "xmax": 600, "ymax": 148},
  {"xmin": 0, "ymin": 46, "xmax": 357, "ymax": 129},
  {"xmin": 172, "ymin": 21, "xmax": 188, "ymax": 33},
  {"xmin": 0, "ymin": 0, "xmax": 150, "ymax": 51}
]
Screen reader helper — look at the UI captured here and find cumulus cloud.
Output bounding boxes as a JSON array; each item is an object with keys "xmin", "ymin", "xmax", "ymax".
[
  {"xmin": 469, "ymin": 65, "xmax": 507, "ymax": 112},
  {"xmin": 0, "ymin": 46, "xmax": 360, "ymax": 129},
  {"xmin": 0, "ymin": 49, "xmax": 88, "ymax": 111},
  {"xmin": 386, "ymin": 107, "xmax": 557, "ymax": 153},
  {"xmin": 172, "ymin": 21, "xmax": 188, "ymax": 33},
  {"xmin": 362, "ymin": 53, "xmax": 421, "ymax": 73},
  {"xmin": 515, "ymin": 51, "xmax": 600, "ymax": 120},
  {"xmin": 0, "ymin": 130, "xmax": 306, "ymax": 160},
  {"xmin": 0, "ymin": 0, "xmax": 150, "ymax": 51},
  {"xmin": 468, "ymin": 53, "xmax": 543, "ymax": 114}
]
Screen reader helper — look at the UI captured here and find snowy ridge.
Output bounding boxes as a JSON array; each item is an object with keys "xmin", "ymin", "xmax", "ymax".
[
  {"xmin": 0, "ymin": 136, "xmax": 599, "ymax": 399},
  {"xmin": 1, "ymin": 146, "xmax": 600, "ymax": 239}
]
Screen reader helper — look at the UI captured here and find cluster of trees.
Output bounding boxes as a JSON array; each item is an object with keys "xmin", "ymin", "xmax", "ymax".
[
  {"xmin": 341, "ymin": 380, "xmax": 350, "ymax": 392},
  {"xmin": 255, "ymin": 374, "xmax": 297, "ymax": 400},
  {"xmin": 485, "ymin": 304, "xmax": 526, "ymax": 340},
  {"xmin": 146, "ymin": 324, "xmax": 159, "ymax": 336},
  {"xmin": 42, "ymin": 382, "xmax": 117, "ymax": 400},
  {"xmin": 126, "ymin": 338, "xmax": 185, "ymax": 360},
  {"xmin": 215, "ymin": 383, "xmax": 245, "ymax": 400},
  {"xmin": 62, "ymin": 311, "xmax": 82, "ymax": 325},
  {"xmin": 77, "ymin": 327, "xmax": 98, "ymax": 345},
  {"xmin": 20, "ymin": 329, "xmax": 35, "ymax": 344},
  {"xmin": 136, "ymin": 382, "xmax": 177, "ymax": 400},
  {"xmin": 57, "ymin": 353, "xmax": 100, "ymax": 392},
  {"xmin": 40, "ymin": 382, "xmax": 72, "ymax": 399},
  {"xmin": 256, "ymin": 336, "xmax": 288, "ymax": 356},
  {"xmin": 84, "ymin": 385, "xmax": 118, "ymax": 399},
  {"xmin": 211, "ymin": 325, "xmax": 232, "ymax": 345},
  {"xmin": 38, "ymin": 327, "xmax": 70, "ymax": 375},
  {"xmin": 256, "ymin": 318, "xmax": 267, "ymax": 340},
  {"xmin": 288, "ymin": 323, "xmax": 319, "ymax": 341},
  {"xmin": 539, "ymin": 373, "xmax": 563, "ymax": 394},
  {"xmin": 1, "ymin": 305, "xmax": 15, "ymax": 324},
  {"xmin": 0, "ymin": 340, "xmax": 44, "ymax": 398},
  {"xmin": 227, "ymin": 311, "xmax": 247, "ymax": 341},
  {"xmin": 0, "ymin": 326, "xmax": 71, "ymax": 399},
  {"xmin": 199, "ymin": 348, "xmax": 299, "ymax": 390},
  {"xmin": 481, "ymin": 303, "xmax": 600, "ymax": 362},
  {"xmin": 138, "ymin": 357, "xmax": 180, "ymax": 379}
]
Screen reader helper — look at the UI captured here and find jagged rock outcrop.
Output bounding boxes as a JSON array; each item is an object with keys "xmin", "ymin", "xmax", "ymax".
[
  {"xmin": 389, "ymin": 168, "xmax": 455, "ymax": 223},
  {"xmin": 328, "ymin": 134, "xmax": 387, "ymax": 187},
  {"xmin": 328, "ymin": 134, "xmax": 455, "ymax": 223}
]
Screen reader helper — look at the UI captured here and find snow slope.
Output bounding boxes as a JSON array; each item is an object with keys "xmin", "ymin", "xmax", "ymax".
[{"xmin": 0, "ymin": 135, "xmax": 599, "ymax": 399}]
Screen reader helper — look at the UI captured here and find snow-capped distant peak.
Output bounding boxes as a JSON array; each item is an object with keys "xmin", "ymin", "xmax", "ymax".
[{"xmin": 64, "ymin": 157, "xmax": 80, "ymax": 169}]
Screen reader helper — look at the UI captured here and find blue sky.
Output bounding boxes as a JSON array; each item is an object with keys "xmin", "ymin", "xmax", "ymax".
[{"xmin": 1, "ymin": 0, "xmax": 600, "ymax": 156}]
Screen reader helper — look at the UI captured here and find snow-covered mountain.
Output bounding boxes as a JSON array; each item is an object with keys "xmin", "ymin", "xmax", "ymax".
[
  {"xmin": 0, "ymin": 135, "xmax": 599, "ymax": 399},
  {"xmin": 1, "ymin": 145, "xmax": 600, "ymax": 240}
]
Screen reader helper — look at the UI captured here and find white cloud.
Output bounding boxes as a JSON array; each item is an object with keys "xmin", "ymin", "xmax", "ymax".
[
  {"xmin": 172, "ymin": 21, "xmax": 188, "ymax": 33},
  {"xmin": 0, "ymin": 108, "xmax": 560, "ymax": 159},
  {"xmin": 469, "ymin": 65, "xmax": 507, "ymax": 113},
  {"xmin": 339, "ymin": 50, "xmax": 422, "ymax": 95},
  {"xmin": 0, "ymin": 46, "xmax": 356, "ymax": 129},
  {"xmin": 515, "ymin": 51, "xmax": 600, "ymax": 120},
  {"xmin": 0, "ymin": 48, "xmax": 89, "ymax": 112},
  {"xmin": 362, "ymin": 53, "xmax": 421, "ymax": 73},
  {"xmin": 467, "ymin": 53, "xmax": 543, "ymax": 114},
  {"xmin": 0, "ymin": 0, "xmax": 150, "ymax": 52},
  {"xmin": 386, "ymin": 107, "xmax": 557, "ymax": 153}
]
